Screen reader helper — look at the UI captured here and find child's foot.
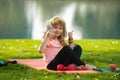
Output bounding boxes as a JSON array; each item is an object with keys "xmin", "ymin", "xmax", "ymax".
[
  {"xmin": 78, "ymin": 65, "xmax": 87, "ymax": 70},
  {"xmin": 85, "ymin": 64, "xmax": 97, "ymax": 70}
]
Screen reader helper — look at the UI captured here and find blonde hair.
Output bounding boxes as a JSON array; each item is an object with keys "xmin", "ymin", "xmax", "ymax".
[{"xmin": 43, "ymin": 16, "xmax": 67, "ymax": 43}]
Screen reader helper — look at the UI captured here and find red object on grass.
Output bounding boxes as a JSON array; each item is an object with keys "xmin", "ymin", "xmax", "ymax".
[
  {"xmin": 109, "ymin": 64, "xmax": 116, "ymax": 70},
  {"xmin": 57, "ymin": 64, "xmax": 65, "ymax": 71},
  {"xmin": 67, "ymin": 64, "xmax": 76, "ymax": 70}
]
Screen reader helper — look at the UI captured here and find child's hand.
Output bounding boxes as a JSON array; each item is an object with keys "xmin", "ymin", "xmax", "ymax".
[
  {"xmin": 46, "ymin": 29, "xmax": 55, "ymax": 38},
  {"xmin": 47, "ymin": 25, "xmax": 52, "ymax": 30},
  {"xmin": 68, "ymin": 30, "xmax": 73, "ymax": 38}
]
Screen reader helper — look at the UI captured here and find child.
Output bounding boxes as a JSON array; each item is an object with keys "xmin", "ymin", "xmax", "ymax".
[{"xmin": 39, "ymin": 16, "xmax": 96, "ymax": 70}]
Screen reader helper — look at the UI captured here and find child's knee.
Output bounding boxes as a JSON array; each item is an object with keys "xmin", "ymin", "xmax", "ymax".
[
  {"xmin": 73, "ymin": 45, "xmax": 82, "ymax": 51},
  {"xmin": 63, "ymin": 45, "xmax": 71, "ymax": 50}
]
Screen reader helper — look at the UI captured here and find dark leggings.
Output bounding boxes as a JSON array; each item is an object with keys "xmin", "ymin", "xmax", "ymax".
[
  {"xmin": 47, "ymin": 45, "xmax": 85, "ymax": 70},
  {"xmin": 73, "ymin": 44, "xmax": 82, "ymax": 59}
]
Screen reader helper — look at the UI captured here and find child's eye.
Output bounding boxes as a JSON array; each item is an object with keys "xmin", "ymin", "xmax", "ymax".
[
  {"xmin": 54, "ymin": 26, "xmax": 57, "ymax": 29},
  {"xmin": 59, "ymin": 28, "xmax": 62, "ymax": 30}
]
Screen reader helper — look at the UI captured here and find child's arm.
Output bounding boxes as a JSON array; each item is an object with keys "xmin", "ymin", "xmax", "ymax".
[
  {"xmin": 38, "ymin": 36, "xmax": 49, "ymax": 53},
  {"xmin": 38, "ymin": 30, "xmax": 51, "ymax": 53},
  {"xmin": 39, "ymin": 25, "xmax": 55, "ymax": 53},
  {"xmin": 68, "ymin": 31, "xmax": 73, "ymax": 44},
  {"xmin": 68, "ymin": 31, "xmax": 76, "ymax": 49}
]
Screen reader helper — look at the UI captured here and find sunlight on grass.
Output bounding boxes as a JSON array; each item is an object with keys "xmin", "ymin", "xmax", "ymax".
[
  {"xmin": 0, "ymin": 39, "xmax": 42, "ymax": 59},
  {"xmin": 0, "ymin": 39, "xmax": 120, "ymax": 80}
]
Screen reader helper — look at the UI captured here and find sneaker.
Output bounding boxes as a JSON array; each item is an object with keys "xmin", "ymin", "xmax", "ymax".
[
  {"xmin": 67, "ymin": 64, "xmax": 78, "ymax": 70},
  {"xmin": 57, "ymin": 64, "xmax": 65, "ymax": 71}
]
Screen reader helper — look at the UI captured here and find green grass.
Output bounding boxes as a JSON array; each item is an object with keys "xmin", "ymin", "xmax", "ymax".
[{"xmin": 0, "ymin": 39, "xmax": 120, "ymax": 80}]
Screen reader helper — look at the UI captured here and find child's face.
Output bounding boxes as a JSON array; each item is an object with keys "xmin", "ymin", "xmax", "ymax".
[{"xmin": 52, "ymin": 25, "xmax": 63, "ymax": 37}]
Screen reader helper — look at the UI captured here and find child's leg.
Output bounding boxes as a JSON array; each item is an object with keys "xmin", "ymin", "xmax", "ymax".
[
  {"xmin": 61, "ymin": 46, "xmax": 85, "ymax": 66},
  {"xmin": 47, "ymin": 46, "xmax": 85, "ymax": 70},
  {"xmin": 47, "ymin": 46, "xmax": 72, "ymax": 70},
  {"xmin": 73, "ymin": 44, "xmax": 82, "ymax": 59}
]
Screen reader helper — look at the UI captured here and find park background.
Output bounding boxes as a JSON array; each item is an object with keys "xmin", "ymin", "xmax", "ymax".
[
  {"xmin": 0, "ymin": 0, "xmax": 120, "ymax": 40},
  {"xmin": 0, "ymin": 0, "xmax": 120, "ymax": 80}
]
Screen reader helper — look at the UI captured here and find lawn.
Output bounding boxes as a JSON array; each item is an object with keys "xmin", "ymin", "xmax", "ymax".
[{"xmin": 0, "ymin": 39, "xmax": 120, "ymax": 80}]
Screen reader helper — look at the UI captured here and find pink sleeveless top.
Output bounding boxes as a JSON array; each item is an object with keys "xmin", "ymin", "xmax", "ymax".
[{"xmin": 42, "ymin": 39, "xmax": 61, "ymax": 66}]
